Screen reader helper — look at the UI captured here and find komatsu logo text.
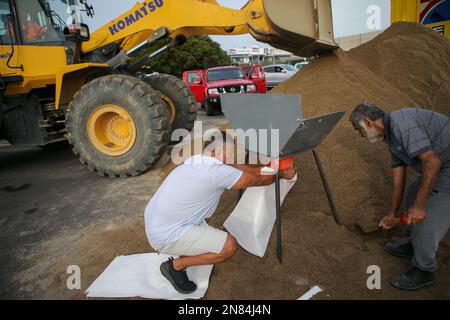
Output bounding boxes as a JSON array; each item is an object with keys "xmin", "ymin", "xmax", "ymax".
[{"xmin": 108, "ymin": 0, "xmax": 164, "ymax": 36}]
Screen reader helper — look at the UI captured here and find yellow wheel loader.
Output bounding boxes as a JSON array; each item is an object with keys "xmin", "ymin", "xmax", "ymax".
[{"xmin": 0, "ymin": 0, "xmax": 337, "ymax": 177}]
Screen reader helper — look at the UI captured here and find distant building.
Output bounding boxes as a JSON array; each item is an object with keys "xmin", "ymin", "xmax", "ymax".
[
  {"xmin": 335, "ymin": 31, "xmax": 383, "ymax": 51},
  {"xmin": 226, "ymin": 45, "xmax": 295, "ymax": 64}
]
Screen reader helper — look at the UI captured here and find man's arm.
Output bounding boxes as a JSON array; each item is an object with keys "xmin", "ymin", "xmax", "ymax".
[
  {"xmin": 231, "ymin": 168, "xmax": 296, "ymax": 190},
  {"xmin": 408, "ymin": 150, "xmax": 441, "ymax": 224},
  {"xmin": 389, "ymin": 166, "xmax": 407, "ymax": 214},
  {"xmin": 379, "ymin": 166, "xmax": 407, "ymax": 230},
  {"xmin": 231, "ymin": 164, "xmax": 265, "ymax": 175}
]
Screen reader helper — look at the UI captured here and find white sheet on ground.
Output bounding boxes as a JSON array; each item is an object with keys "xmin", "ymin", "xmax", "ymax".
[
  {"xmin": 224, "ymin": 171, "xmax": 297, "ymax": 257},
  {"xmin": 85, "ymin": 253, "xmax": 213, "ymax": 300}
]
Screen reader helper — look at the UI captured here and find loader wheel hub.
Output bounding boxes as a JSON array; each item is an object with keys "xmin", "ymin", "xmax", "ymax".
[
  {"xmin": 87, "ymin": 104, "xmax": 137, "ymax": 156},
  {"xmin": 161, "ymin": 95, "xmax": 176, "ymax": 125},
  {"xmin": 109, "ymin": 116, "xmax": 131, "ymax": 139}
]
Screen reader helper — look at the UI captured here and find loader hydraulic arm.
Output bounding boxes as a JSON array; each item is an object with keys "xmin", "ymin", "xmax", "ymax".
[{"xmin": 82, "ymin": 0, "xmax": 337, "ymax": 64}]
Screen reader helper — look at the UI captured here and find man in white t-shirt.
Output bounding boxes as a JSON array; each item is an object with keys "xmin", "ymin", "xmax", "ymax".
[{"xmin": 144, "ymin": 132, "xmax": 296, "ymax": 294}]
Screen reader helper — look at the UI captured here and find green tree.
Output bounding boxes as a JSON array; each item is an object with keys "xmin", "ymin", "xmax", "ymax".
[{"xmin": 139, "ymin": 36, "xmax": 231, "ymax": 78}]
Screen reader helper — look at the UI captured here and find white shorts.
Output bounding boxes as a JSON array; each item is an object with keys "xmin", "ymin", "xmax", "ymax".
[{"xmin": 149, "ymin": 221, "xmax": 228, "ymax": 256}]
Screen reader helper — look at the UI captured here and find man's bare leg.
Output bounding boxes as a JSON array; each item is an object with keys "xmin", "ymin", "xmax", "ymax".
[{"xmin": 172, "ymin": 233, "xmax": 237, "ymax": 270}]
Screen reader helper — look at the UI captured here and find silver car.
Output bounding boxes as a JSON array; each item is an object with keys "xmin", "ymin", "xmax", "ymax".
[{"xmin": 263, "ymin": 64, "xmax": 298, "ymax": 88}]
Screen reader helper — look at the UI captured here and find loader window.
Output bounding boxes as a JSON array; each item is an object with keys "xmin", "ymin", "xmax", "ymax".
[
  {"xmin": 47, "ymin": 0, "xmax": 71, "ymax": 31},
  {"xmin": 16, "ymin": 0, "xmax": 63, "ymax": 44},
  {"xmin": 0, "ymin": 0, "xmax": 15, "ymax": 45}
]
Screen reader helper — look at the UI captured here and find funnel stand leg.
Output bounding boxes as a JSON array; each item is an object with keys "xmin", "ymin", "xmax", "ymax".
[
  {"xmin": 275, "ymin": 171, "xmax": 282, "ymax": 263},
  {"xmin": 312, "ymin": 148, "xmax": 341, "ymax": 225}
]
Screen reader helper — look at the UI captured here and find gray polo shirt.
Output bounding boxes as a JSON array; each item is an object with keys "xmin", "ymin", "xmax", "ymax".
[{"xmin": 384, "ymin": 108, "xmax": 450, "ymax": 192}]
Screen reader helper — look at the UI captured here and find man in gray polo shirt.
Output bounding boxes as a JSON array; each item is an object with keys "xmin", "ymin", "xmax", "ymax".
[{"xmin": 349, "ymin": 102, "xmax": 450, "ymax": 290}]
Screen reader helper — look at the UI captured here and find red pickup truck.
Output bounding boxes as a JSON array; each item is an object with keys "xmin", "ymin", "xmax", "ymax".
[{"xmin": 183, "ymin": 65, "xmax": 266, "ymax": 116}]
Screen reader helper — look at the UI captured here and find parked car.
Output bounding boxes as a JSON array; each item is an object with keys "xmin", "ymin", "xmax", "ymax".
[
  {"xmin": 241, "ymin": 64, "xmax": 267, "ymax": 93},
  {"xmin": 263, "ymin": 64, "xmax": 298, "ymax": 89},
  {"xmin": 183, "ymin": 65, "xmax": 266, "ymax": 116}
]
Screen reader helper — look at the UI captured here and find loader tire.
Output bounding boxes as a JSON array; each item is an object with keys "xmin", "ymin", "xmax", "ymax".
[
  {"xmin": 66, "ymin": 75, "xmax": 170, "ymax": 178},
  {"xmin": 142, "ymin": 73, "xmax": 197, "ymax": 132}
]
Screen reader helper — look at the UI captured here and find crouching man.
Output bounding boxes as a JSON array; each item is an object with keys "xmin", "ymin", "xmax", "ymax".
[
  {"xmin": 350, "ymin": 102, "xmax": 450, "ymax": 290},
  {"xmin": 144, "ymin": 132, "xmax": 296, "ymax": 294}
]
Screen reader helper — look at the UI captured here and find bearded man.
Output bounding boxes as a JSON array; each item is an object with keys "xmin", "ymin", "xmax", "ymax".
[{"xmin": 349, "ymin": 102, "xmax": 450, "ymax": 290}]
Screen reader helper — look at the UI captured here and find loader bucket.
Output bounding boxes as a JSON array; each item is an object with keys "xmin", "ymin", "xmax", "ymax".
[{"xmin": 254, "ymin": 0, "xmax": 338, "ymax": 56}]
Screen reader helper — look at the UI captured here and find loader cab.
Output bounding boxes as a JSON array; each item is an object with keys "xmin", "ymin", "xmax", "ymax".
[
  {"xmin": 4, "ymin": 0, "xmax": 92, "ymax": 45},
  {"xmin": 0, "ymin": 0, "xmax": 92, "ymax": 73},
  {"xmin": 0, "ymin": 0, "xmax": 91, "ymax": 145}
]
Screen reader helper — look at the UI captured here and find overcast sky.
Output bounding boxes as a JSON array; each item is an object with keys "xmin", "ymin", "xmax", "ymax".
[{"xmin": 85, "ymin": 0, "xmax": 391, "ymax": 50}]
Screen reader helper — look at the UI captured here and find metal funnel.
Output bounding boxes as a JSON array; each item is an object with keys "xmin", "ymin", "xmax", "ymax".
[{"xmin": 221, "ymin": 93, "xmax": 344, "ymax": 159}]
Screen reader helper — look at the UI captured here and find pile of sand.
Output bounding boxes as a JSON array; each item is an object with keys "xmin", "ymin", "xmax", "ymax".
[
  {"xmin": 271, "ymin": 22, "xmax": 450, "ymax": 232},
  {"xmin": 349, "ymin": 22, "xmax": 450, "ymax": 112}
]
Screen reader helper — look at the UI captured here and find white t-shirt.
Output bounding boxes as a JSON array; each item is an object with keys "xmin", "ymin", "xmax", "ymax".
[{"xmin": 145, "ymin": 154, "xmax": 243, "ymax": 245}]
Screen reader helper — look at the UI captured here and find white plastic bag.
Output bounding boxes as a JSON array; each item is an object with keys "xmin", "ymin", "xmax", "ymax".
[
  {"xmin": 85, "ymin": 253, "xmax": 213, "ymax": 300},
  {"xmin": 224, "ymin": 172, "xmax": 297, "ymax": 257}
]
